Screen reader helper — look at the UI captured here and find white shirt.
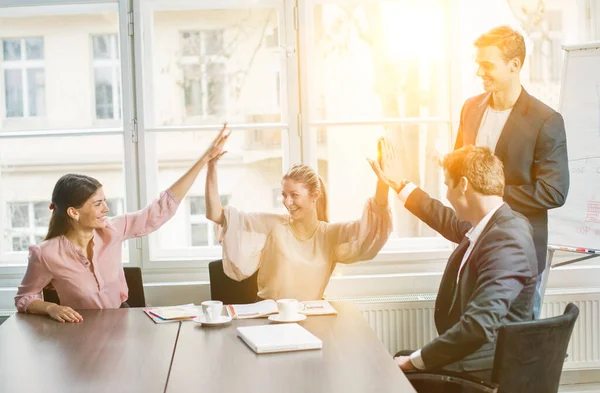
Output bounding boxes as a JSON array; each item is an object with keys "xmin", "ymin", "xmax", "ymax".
[
  {"xmin": 475, "ymin": 106, "xmax": 512, "ymax": 153},
  {"xmin": 396, "ymin": 183, "xmax": 504, "ymax": 370}
]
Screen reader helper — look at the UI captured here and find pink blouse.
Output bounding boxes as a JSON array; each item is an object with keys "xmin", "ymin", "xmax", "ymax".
[{"xmin": 14, "ymin": 189, "xmax": 181, "ymax": 312}]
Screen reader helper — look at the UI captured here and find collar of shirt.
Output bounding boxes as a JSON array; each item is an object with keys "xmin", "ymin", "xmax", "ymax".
[{"xmin": 465, "ymin": 202, "xmax": 505, "ymax": 245}]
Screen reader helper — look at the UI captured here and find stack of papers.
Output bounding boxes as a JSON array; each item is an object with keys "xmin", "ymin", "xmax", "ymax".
[
  {"xmin": 227, "ymin": 299, "xmax": 338, "ymax": 319},
  {"xmin": 143, "ymin": 304, "xmax": 199, "ymax": 324}
]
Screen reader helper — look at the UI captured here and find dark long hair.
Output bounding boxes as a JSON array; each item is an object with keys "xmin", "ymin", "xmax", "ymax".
[{"xmin": 44, "ymin": 174, "xmax": 102, "ymax": 240}]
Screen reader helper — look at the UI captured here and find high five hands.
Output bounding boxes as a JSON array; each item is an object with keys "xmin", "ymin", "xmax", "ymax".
[{"xmin": 367, "ymin": 137, "xmax": 406, "ymax": 194}]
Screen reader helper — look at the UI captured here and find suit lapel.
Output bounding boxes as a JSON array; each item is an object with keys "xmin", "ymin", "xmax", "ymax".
[
  {"xmin": 493, "ymin": 88, "xmax": 530, "ymax": 160},
  {"xmin": 446, "ymin": 204, "xmax": 511, "ymax": 315},
  {"xmin": 435, "ymin": 239, "xmax": 471, "ymax": 327},
  {"xmin": 464, "ymin": 93, "xmax": 491, "ymax": 145}
]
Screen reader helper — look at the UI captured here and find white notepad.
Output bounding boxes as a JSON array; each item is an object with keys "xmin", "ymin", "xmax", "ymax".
[{"xmin": 237, "ymin": 323, "xmax": 323, "ymax": 354}]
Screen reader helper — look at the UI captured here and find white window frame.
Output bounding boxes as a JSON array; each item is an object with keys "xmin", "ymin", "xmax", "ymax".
[
  {"xmin": 296, "ymin": 0, "xmax": 457, "ymax": 258},
  {"xmin": 1, "ymin": 36, "xmax": 45, "ymax": 119},
  {"xmin": 0, "ymin": 0, "xmax": 139, "ymax": 276},
  {"xmin": 1, "ymin": 0, "xmax": 597, "ymax": 291},
  {"xmin": 91, "ymin": 33, "xmax": 122, "ymax": 122},
  {"xmin": 134, "ymin": 0, "xmax": 301, "ymax": 270}
]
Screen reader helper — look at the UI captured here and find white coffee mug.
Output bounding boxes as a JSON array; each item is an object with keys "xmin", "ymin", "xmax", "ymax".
[
  {"xmin": 201, "ymin": 300, "xmax": 223, "ymax": 322},
  {"xmin": 277, "ymin": 299, "xmax": 304, "ymax": 320}
]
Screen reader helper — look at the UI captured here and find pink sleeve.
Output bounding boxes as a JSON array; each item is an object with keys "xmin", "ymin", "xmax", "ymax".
[
  {"xmin": 14, "ymin": 245, "xmax": 53, "ymax": 313},
  {"xmin": 109, "ymin": 189, "xmax": 181, "ymax": 240}
]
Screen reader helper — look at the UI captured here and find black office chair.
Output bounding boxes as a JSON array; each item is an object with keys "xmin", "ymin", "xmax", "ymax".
[
  {"xmin": 491, "ymin": 302, "xmax": 579, "ymax": 393},
  {"xmin": 405, "ymin": 303, "xmax": 579, "ymax": 393},
  {"xmin": 42, "ymin": 266, "xmax": 147, "ymax": 307},
  {"xmin": 208, "ymin": 259, "xmax": 258, "ymax": 305},
  {"xmin": 122, "ymin": 267, "xmax": 146, "ymax": 307}
]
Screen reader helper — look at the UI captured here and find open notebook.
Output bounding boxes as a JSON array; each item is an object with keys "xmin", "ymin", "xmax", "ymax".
[{"xmin": 237, "ymin": 323, "xmax": 323, "ymax": 354}]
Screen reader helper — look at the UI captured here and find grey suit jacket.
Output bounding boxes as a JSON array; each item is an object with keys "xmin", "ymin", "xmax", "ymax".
[
  {"xmin": 405, "ymin": 188, "xmax": 538, "ymax": 372},
  {"xmin": 454, "ymin": 88, "xmax": 569, "ymax": 273}
]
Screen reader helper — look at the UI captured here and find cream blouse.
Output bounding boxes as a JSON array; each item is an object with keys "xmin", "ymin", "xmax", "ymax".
[{"xmin": 215, "ymin": 198, "xmax": 392, "ymax": 301}]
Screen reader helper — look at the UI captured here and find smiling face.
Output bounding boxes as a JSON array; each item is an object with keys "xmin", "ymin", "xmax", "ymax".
[
  {"xmin": 281, "ymin": 178, "xmax": 319, "ymax": 221},
  {"xmin": 67, "ymin": 187, "xmax": 110, "ymax": 229},
  {"xmin": 475, "ymin": 45, "xmax": 519, "ymax": 93}
]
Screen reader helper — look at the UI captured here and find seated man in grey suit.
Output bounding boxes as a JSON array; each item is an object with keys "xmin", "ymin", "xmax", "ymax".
[{"xmin": 369, "ymin": 141, "xmax": 538, "ymax": 381}]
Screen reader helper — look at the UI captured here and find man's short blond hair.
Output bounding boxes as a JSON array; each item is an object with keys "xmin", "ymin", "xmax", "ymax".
[
  {"xmin": 474, "ymin": 25, "xmax": 526, "ymax": 67},
  {"xmin": 443, "ymin": 145, "xmax": 505, "ymax": 197}
]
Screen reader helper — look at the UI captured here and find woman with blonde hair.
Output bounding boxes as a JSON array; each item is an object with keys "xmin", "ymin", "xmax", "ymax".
[{"xmin": 206, "ymin": 151, "xmax": 392, "ymax": 301}]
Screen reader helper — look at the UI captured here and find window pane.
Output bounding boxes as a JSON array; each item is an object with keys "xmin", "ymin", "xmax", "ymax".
[
  {"xmin": 12, "ymin": 235, "xmax": 31, "ymax": 252},
  {"xmin": 189, "ymin": 196, "xmax": 206, "ymax": 215},
  {"xmin": 183, "ymin": 65, "xmax": 203, "ymax": 116},
  {"xmin": 34, "ymin": 202, "xmax": 51, "ymax": 227},
  {"xmin": 9, "ymin": 203, "xmax": 29, "ymax": 228},
  {"xmin": 146, "ymin": 7, "xmax": 282, "ymax": 126},
  {"xmin": 2, "ymin": 39, "xmax": 21, "ymax": 61},
  {"xmin": 0, "ymin": 5, "xmax": 121, "ymax": 130},
  {"xmin": 4, "ymin": 69, "xmax": 23, "ymax": 117},
  {"xmin": 207, "ymin": 62, "xmax": 226, "ymax": 116},
  {"xmin": 27, "ymin": 68, "xmax": 45, "ymax": 116},
  {"xmin": 92, "ymin": 35, "xmax": 110, "ymax": 59},
  {"xmin": 204, "ymin": 30, "xmax": 224, "ymax": 56},
  {"xmin": 314, "ymin": 123, "xmax": 451, "ymax": 239},
  {"xmin": 95, "ymin": 67, "xmax": 114, "ymax": 119},
  {"xmin": 148, "ymin": 129, "xmax": 284, "ymax": 256},
  {"xmin": 191, "ymin": 224, "xmax": 208, "ymax": 247},
  {"xmin": 106, "ymin": 199, "xmax": 123, "ymax": 217},
  {"xmin": 309, "ymin": 1, "xmax": 450, "ymax": 121},
  {"xmin": 25, "ymin": 37, "xmax": 44, "ymax": 60},
  {"xmin": 0, "ymin": 134, "xmax": 126, "ymax": 265}
]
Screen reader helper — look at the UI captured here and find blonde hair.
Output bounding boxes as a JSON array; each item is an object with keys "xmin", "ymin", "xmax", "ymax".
[
  {"xmin": 282, "ymin": 164, "xmax": 329, "ymax": 222},
  {"xmin": 474, "ymin": 25, "xmax": 526, "ymax": 68},
  {"xmin": 442, "ymin": 145, "xmax": 505, "ymax": 197}
]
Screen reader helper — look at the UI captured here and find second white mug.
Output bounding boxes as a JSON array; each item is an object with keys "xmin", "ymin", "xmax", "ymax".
[
  {"xmin": 201, "ymin": 300, "xmax": 223, "ymax": 322},
  {"xmin": 277, "ymin": 299, "xmax": 304, "ymax": 320}
]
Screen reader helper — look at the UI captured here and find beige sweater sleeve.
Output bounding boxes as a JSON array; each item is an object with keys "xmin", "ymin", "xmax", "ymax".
[
  {"xmin": 214, "ymin": 205, "xmax": 282, "ymax": 281},
  {"xmin": 329, "ymin": 198, "xmax": 393, "ymax": 263}
]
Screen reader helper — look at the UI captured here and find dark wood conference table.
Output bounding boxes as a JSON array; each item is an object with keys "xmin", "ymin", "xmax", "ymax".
[{"xmin": 0, "ymin": 302, "xmax": 416, "ymax": 393}]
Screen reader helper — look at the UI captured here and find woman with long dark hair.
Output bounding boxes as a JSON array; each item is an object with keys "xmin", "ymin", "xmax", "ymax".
[{"xmin": 15, "ymin": 125, "xmax": 230, "ymax": 323}]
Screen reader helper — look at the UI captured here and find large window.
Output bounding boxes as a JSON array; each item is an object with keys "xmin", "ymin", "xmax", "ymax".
[
  {"xmin": 303, "ymin": 1, "xmax": 453, "ymax": 250},
  {"xmin": 0, "ymin": 3, "xmax": 128, "ymax": 266},
  {"xmin": 1, "ymin": 37, "xmax": 45, "ymax": 118},
  {"xmin": 0, "ymin": 0, "xmax": 586, "ymax": 274}
]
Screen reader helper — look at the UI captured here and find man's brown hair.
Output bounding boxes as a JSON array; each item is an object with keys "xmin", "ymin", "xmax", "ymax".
[
  {"xmin": 443, "ymin": 145, "xmax": 505, "ymax": 197},
  {"xmin": 474, "ymin": 25, "xmax": 526, "ymax": 68}
]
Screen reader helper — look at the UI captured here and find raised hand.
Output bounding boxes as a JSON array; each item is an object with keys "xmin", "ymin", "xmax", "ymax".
[
  {"xmin": 203, "ymin": 123, "xmax": 230, "ymax": 163},
  {"xmin": 368, "ymin": 137, "xmax": 406, "ymax": 193}
]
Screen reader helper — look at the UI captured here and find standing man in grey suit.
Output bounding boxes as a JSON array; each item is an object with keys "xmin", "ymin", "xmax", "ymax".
[
  {"xmin": 369, "ymin": 142, "xmax": 538, "ymax": 380},
  {"xmin": 455, "ymin": 25, "xmax": 569, "ymax": 318}
]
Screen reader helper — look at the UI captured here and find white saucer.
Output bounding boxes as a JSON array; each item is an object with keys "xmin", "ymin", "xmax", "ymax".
[
  {"xmin": 268, "ymin": 313, "xmax": 307, "ymax": 323},
  {"xmin": 193, "ymin": 315, "xmax": 232, "ymax": 326}
]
